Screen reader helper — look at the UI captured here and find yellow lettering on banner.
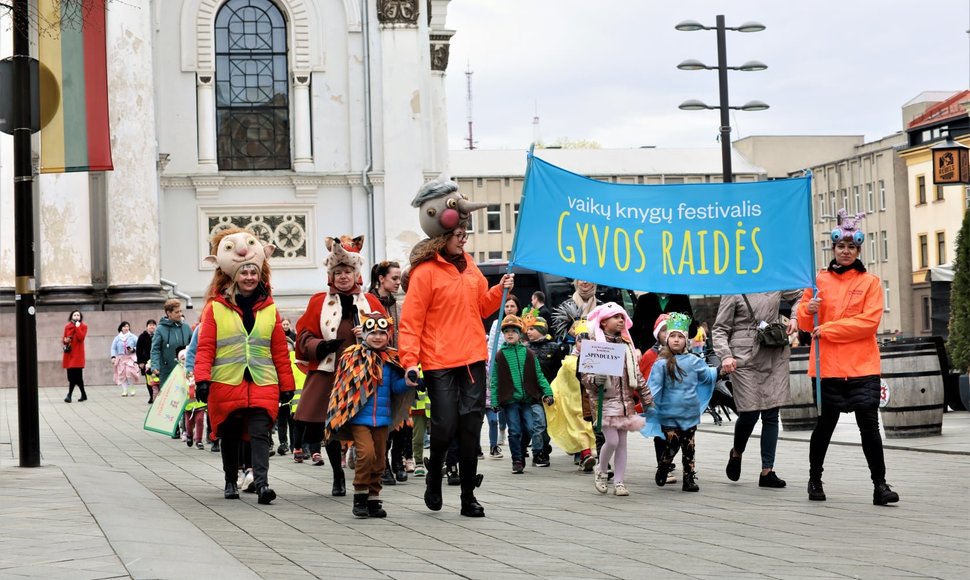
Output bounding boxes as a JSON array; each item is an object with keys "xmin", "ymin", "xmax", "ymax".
[
  {"xmin": 575, "ymin": 222, "xmax": 590, "ymax": 265},
  {"xmin": 613, "ymin": 228, "xmax": 631, "ymax": 271},
  {"xmin": 735, "ymin": 221, "xmax": 747, "ymax": 275},
  {"xmin": 634, "ymin": 229, "xmax": 646, "ymax": 272},
  {"xmin": 557, "ymin": 211, "xmax": 575, "ymax": 263},
  {"xmin": 751, "ymin": 227, "xmax": 763, "ymax": 273},
  {"xmin": 662, "ymin": 231, "xmax": 674, "ymax": 274},
  {"xmin": 696, "ymin": 230, "xmax": 710, "ymax": 274},
  {"xmin": 678, "ymin": 230, "xmax": 695, "ymax": 275},
  {"xmin": 592, "ymin": 226, "xmax": 610, "ymax": 268},
  {"xmin": 714, "ymin": 231, "xmax": 729, "ymax": 274}
]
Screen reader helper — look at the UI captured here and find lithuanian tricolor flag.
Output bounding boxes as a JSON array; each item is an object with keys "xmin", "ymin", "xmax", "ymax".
[{"xmin": 38, "ymin": 0, "xmax": 113, "ymax": 173}]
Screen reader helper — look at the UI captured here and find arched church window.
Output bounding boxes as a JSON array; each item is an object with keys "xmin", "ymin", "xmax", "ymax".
[{"xmin": 215, "ymin": 0, "xmax": 290, "ymax": 170}]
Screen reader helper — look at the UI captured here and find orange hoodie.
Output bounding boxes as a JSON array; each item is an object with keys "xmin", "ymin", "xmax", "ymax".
[
  {"xmin": 399, "ymin": 253, "xmax": 504, "ymax": 371},
  {"xmin": 796, "ymin": 267, "xmax": 883, "ymax": 379}
]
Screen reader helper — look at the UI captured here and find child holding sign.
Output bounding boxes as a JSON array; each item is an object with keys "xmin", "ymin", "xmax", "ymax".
[
  {"xmin": 582, "ymin": 303, "xmax": 652, "ymax": 497},
  {"xmin": 647, "ymin": 313, "xmax": 719, "ymax": 492}
]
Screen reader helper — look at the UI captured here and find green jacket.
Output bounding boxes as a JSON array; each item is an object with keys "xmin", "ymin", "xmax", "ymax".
[{"xmin": 490, "ymin": 342, "xmax": 552, "ymax": 407}]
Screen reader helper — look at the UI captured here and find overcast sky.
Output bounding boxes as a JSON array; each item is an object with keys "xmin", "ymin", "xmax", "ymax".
[{"xmin": 444, "ymin": 0, "xmax": 970, "ymax": 151}]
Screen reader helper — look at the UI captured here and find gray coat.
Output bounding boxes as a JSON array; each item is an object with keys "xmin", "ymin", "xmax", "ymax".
[{"xmin": 712, "ymin": 291, "xmax": 802, "ymax": 412}]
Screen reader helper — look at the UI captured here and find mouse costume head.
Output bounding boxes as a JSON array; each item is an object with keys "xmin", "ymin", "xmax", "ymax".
[
  {"xmin": 411, "ymin": 177, "xmax": 488, "ymax": 238},
  {"xmin": 831, "ymin": 209, "xmax": 866, "ymax": 247},
  {"xmin": 204, "ymin": 227, "xmax": 274, "ymax": 302}
]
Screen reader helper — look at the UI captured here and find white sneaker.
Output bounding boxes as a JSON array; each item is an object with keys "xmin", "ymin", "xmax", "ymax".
[
  {"xmin": 242, "ymin": 469, "xmax": 255, "ymax": 493},
  {"xmin": 614, "ymin": 482, "xmax": 630, "ymax": 496},
  {"xmin": 594, "ymin": 471, "xmax": 608, "ymax": 494}
]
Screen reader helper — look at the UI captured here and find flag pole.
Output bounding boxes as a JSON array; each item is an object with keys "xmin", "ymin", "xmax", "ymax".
[
  {"xmin": 488, "ymin": 144, "xmax": 536, "ymax": 377},
  {"xmin": 802, "ymin": 170, "xmax": 823, "ymax": 413}
]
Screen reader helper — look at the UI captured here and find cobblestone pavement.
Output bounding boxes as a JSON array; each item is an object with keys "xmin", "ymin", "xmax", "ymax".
[{"xmin": 1, "ymin": 385, "xmax": 968, "ymax": 579}]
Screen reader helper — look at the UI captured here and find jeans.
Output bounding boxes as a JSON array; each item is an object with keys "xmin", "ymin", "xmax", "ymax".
[
  {"xmin": 809, "ymin": 407, "xmax": 886, "ymax": 484},
  {"xmin": 485, "ymin": 407, "xmax": 499, "ymax": 447},
  {"xmin": 733, "ymin": 408, "xmax": 780, "ymax": 469},
  {"xmin": 501, "ymin": 402, "xmax": 535, "ymax": 462},
  {"xmin": 530, "ymin": 402, "xmax": 549, "ymax": 454}
]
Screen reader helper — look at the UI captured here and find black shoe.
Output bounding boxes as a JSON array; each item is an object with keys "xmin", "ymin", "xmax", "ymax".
[
  {"xmin": 446, "ymin": 466, "xmax": 460, "ymax": 486},
  {"xmin": 78, "ymin": 395, "xmax": 87, "ymax": 402},
  {"xmin": 64, "ymin": 397, "xmax": 71, "ymax": 403},
  {"xmin": 352, "ymin": 493, "xmax": 369, "ymax": 518},
  {"xmin": 511, "ymin": 460, "xmax": 525, "ymax": 474},
  {"xmin": 682, "ymin": 471, "xmax": 699, "ymax": 492},
  {"xmin": 186, "ymin": 438, "xmax": 193, "ymax": 448},
  {"xmin": 224, "ymin": 481, "xmax": 239, "ymax": 499},
  {"xmin": 211, "ymin": 440, "xmax": 221, "ymax": 453},
  {"xmin": 726, "ymin": 449, "xmax": 742, "ymax": 482},
  {"xmin": 460, "ymin": 494, "xmax": 485, "ymax": 518},
  {"xmin": 382, "ymin": 468, "xmax": 396, "ymax": 486},
  {"xmin": 277, "ymin": 444, "xmax": 288, "ymax": 456},
  {"xmin": 395, "ymin": 468, "xmax": 408, "ymax": 483},
  {"xmin": 257, "ymin": 486, "xmax": 276, "ymax": 505},
  {"xmin": 424, "ymin": 477, "xmax": 443, "ymax": 511},
  {"xmin": 655, "ymin": 464, "xmax": 669, "ymax": 487},
  {"xmin": 873, "ymin": 482, "xmax": 899, "ymax": 506},
  {"xmin": 268, "ymin": 448, "xmax": 276, "ymax": 457},
  {"xmin": 759, "ymin": 471, "xmax": 787, "ymax": 488},
  {"xmin": 532, "ymin": 453, "xmax": 550, "ymax": 468},
  {"xmin": 367, "ymin": 499, "xmax": 387, "ymax": 518},
  {"xmin": 147, "ymin": 398, "xmax": 154, "ymax": 405},
  {"xmin": 196, "ymin": 442, "xmax": 205, "ymax": 450},
  {"xmin": 807, "ymin": 479, "xmax": 826, "ymax": 501},
  {"xmin": 332, "ymin": 471, "xmax": 346, "ymax": 497}
]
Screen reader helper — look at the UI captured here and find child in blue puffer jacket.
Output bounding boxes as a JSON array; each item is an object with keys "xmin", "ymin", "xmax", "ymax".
[{"xmin": 326, "ymin": 312, "xmax": 413, "ymax": 518}]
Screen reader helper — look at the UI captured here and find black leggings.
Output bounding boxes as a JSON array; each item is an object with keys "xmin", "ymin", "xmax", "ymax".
[
  {"xmin": 809, "ymin": 407, "xmax": 886, "ymax": 484},
  {"xmin": 66, "ymin": 368, "xmax": 86, "ymax": 399},
  {"xmin": 426, "ymin": 362, "xmax": 486, "ymax": 496},
  {"xmin": 659, "ymin": 426, "xmax": 697, "ymax": 474}
]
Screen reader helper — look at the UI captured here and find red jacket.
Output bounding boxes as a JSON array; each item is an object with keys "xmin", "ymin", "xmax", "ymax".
[
  {"xmin": 62, "ymin": 322, "xmax": 88, "ymax": 369},
  {"xmin": 193, "ymin": 293, "xmax": 295, "ymax": 436},
  {"xmin": 399, "ymin": 254, "xmax": 504, "ymax": 371}
]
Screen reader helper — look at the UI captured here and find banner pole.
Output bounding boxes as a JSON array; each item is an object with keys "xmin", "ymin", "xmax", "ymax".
[
  {"xmin": 802, "ymin": 170, "xmax": 823, "ymax": 413},
  {"xmin": 488, "ymin": 144, "xmax": 536, "ymax": 378}
]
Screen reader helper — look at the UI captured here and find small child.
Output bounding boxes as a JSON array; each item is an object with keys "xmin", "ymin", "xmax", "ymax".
[
  {"xmin": 582, "ymin": 303, "xmax": 652, "ymax": 497},
  {"xmin": 647, "ymin": 312, "xmax": 719, "ymax": 492},
  {"xmin": 639, "ymin": 314, "xmax": 677, "ymax": 485},
  {"xmin": 545, "ymin": 319, "xmax": 597, "ymax": 471},
  {"xmin": 410, "ymin": 381, "xmax": 430, "ymax": 477},
  {"xmin": 524, "ymin": 316, "xmax": 561, "ymax": 467},
  {"xmin": 490, "ymin": 315, "xmax": 554, "ymax": 474},
  {"xmin": 326, "ymin": 312, "xmax": 412, "ymax": 518}
]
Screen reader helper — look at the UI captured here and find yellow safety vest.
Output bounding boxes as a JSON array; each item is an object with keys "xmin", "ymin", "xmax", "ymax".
[{"xmin": 211, "ymin": 301, "xmax": 279, "ymax": 386}]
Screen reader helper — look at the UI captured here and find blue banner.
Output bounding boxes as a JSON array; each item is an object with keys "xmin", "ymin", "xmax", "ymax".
[{"xmin": 511, "ymin": 156, "xmax": 815, "ymax": 295}]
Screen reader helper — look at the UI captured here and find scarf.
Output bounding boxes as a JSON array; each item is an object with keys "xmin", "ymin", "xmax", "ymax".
[
  {"xmin": 572, "ymin": 286, "xmax": 597, "ymax": 318},
  {"xmin": 827, "ymin": 258, "xmax": 867, "ymax": 275},
  {"xmin": 325, "ymin": 344, "xmax": 400, "ymax": 439},
  {"xmin": 442, "ymin": 251, "xmax": 467, "ymax": 273}
]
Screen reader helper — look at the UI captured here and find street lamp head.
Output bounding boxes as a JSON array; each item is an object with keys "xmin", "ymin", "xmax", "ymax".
[
  {"xmin": 679, "ymin": 99, "xmax": 712, "ymax": 111},
  {"xmin": 735, "ymin": 21, "xmax": 766, "ymax": 33},
  {"xmin": 739, "ymin": 100, "xmax": 770, "ymax": 111},
  {"xmin": 738, "ymin": 60, "xmax": 768, "ymax": 71},
  {"xmin": 675, "ymin": 19, "xmax": 708, "ymax": 31},
  {"xmin": 677, "ymin": 59, "xmax": 710, "ymax": 71}
]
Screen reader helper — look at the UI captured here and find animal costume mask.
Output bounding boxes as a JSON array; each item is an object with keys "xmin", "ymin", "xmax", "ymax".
[
  {"xmin": 831, "ymin": 209, "xmax": 866, "ymax": 247},
  {"xmin": 204, "ymin": 229, "xmax": 275, "ymax": 279},
  {"xmin": 411, "ymin": 177, "xmax": 487, "ymax": 238},
  {"xmin": 666, "ymin": 312, "xmax": 692, "ymax": 339},
  {"xmin": 361, "ymin": 311, "xmax": 394, "ymax": 347},
  {"xmin": 586, "ymin": 302, "xmax": 633, "ymax": 343},
  {"xmin": 325, "ymin": 236, "xmax": 365, "ymax": 274}
]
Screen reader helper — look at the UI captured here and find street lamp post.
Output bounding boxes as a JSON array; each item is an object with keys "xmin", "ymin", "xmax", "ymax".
[{"xmin": 676, "ymin": 15, "xmax": 767, "ymax": 183}]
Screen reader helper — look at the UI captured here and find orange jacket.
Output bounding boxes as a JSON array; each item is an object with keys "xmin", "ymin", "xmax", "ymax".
[
  {"xmin": 399, "ymin": 253, "xmax": 504, "ymax": 371},
  {"xmin": 796, "ymin": 267, "xmax": 883, "ymax": 379}
]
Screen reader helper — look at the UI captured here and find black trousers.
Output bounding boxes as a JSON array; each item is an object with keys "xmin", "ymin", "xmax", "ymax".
[
  {"xmin": 220, "ymin": 409, "xmax": 272, "ymax": 488},
  {"xmin": 426, "ymin": 361, "xmax": 486, "ymax": 496},
  {"xmin": 66, "ymin": 368, "xmax": 86, "ymax": 399},
  {"xmin": 277, "ymin": 404, "xmax": 292, "ymax": 447},
  {"xmin": 809, "ymin": 407, "xmax": 886, "ymax": 484},
  {"xmin": 387, "ymin": 424, "xmax": 413, "ymax": 471}
]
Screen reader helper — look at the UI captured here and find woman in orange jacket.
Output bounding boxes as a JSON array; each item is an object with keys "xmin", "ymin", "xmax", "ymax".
[
  {"xmin": 399, "ymin": 178, "xmax": 512, "ymax": 518},
  {"xmin": 796, "ymin": 210, "xmax": 899, "ymax": 506}
]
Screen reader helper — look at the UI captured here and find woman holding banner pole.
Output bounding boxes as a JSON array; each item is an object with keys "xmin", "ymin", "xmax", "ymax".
[{"xmin": 796, "ymin": 210, "xmax": 899, "ymax": 506}]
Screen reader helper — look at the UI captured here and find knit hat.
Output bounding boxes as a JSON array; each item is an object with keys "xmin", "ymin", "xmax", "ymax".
[
  {"xmin": 666, "ymin": 312, "xmax": 691, "ymax": 338},
  {"xmin": 831, "ymin": 209, "xmax": 866, "ymax": 247},
  {"xmin": 586, "ymin": 302, "xmax": 633, "ymax": 343},
  {"xmin": 500, "ymin": 314, "xmax": 524, "ymax": 333},
  {"xmin": 411, "ymin": 177, "xmax": 488, "ymax": 238},
  {"xmin": 652, "ymin": 313, "xmax": 670, "ymax": 340},
  {"xmin": 361, "ymin": 311, "xmax": 393, "ymax": 345}
]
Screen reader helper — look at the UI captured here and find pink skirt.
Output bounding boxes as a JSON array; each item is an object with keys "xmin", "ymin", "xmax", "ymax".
[
  {"xmin": 113, "ymin": 354, "xmax": 141, "ymax": 384},
  {"xmin": 602, "ymin": 414, "xmax": 646, "ymax": 432}
]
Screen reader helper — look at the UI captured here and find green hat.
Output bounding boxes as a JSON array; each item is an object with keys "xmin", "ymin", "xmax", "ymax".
[{"xmin": 666, "ymin": 312, "xmax": 691, "ymax": 338}]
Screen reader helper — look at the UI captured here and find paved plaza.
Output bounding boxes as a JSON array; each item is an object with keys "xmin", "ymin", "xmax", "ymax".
[{"xmin": 1, "ymin": 384, "xmax": 968, "ymax": 579}]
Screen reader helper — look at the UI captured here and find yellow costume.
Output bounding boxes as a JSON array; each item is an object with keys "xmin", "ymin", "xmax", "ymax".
[{"xmin": 545, "ymin": 355, "xmax": 596, "ymax": 455}]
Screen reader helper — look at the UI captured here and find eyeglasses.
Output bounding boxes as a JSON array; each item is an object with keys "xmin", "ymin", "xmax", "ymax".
[{"xmin": 452, "ymin": 231, "xmax": 469, "ymax": 242}]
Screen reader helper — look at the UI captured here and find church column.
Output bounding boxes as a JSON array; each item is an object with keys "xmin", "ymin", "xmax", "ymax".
[
  {"xmin": 36, "ymin": 173, "xmax": 95, "ymax": 305},
  {"xmin": 429, "ymin": 32, "xmax": 453, "ymax": 173},
  {"xmin": 101, "ymin": 0, "xmax": 164, "ymax": 307},
  {"xmin": 292, "ymin": 72, "xmax": 313, "ymax": 171},
  {"xmin": 197, "ymin": 73, "xmax": 219, "ymax": 172}
]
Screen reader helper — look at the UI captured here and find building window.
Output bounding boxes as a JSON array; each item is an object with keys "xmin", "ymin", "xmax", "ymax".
[
  {"xmin": 883, "ymin": 280, "xmax": 890, "ymax": 312},
  {"xmin": 853, "ymin": 186, "xmax": 861, "ymax": 212},
  {"xmin": 840, "ymin": 188, "xmax": 848, "ymax": 211},
  {"xmin": 817, "ymin": 194, "xmax": 825, "ymax": 222},
  {"xmin": 879, "ymin": 180, "xmax": 886, "ymax": 211},
  {"xmin": 916, "ymin": 175, "xmax": 926, "ymax": 204},
  {"xmin": 829, "ymin": 192, "xmax": 836, "ymax": 218},
  {"xmin": 936, "ymin": 231, "xmax": 946, "ymax": 265},
  {"xmin": 486, "ymin": 204, "xmax": 501, "ymax": 232},
  {"xmin": 869, "ymin": 236, "xmax": 877, "ymax": 263},
  {"xmin": 487, "ymin": 250, "xmax": 502, "ymax": 260},
  {"xmin": 881, "ymin": 230, "xmax": 888, "ymax": 262},
  {"xmin": 215, "ymin": 0, "xmax": 291, "ymax": 170},
  {"xmin": 918, "ymin": 234, "xmax": 928, "ymax": 269},
  {"xmin": 466, "ymin": 213, "xmax": 475, "ymax": 234},
  {"xmin": 513, "ymin": 203, "xmax": 520, "ymax": 226},
  {"xmin": 921, "ymin": 296, "xmax": 931, "ymax": 332},
  {"xmin": 866, "ymin": 183, "xmax": 874, "ymax": 213},
  {"xmin": 935, "ymin": 184, "xmax": 945, "ymax": 201}
]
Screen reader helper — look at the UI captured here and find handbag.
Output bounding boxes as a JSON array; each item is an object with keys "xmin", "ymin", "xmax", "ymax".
[{"xmin": 741, "ymin": 294, "xmax": 789, "ymax": 348}]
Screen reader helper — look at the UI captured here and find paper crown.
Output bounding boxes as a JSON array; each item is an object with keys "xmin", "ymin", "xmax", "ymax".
[
  {"xmin": 570, "ymin": 318, "xmax": 589, "ymax": 338},
  {"xmin": 528, "ymin": 315, "xmax": 548, "ymax": 331},
  {"xmin": 666, "ymin": 312, "xmax": 692, "ymax": 337}
]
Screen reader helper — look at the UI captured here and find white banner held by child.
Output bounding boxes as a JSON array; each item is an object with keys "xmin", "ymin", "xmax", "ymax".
[{"xmin": 578, "ymin": 341, "xmax": 627, "ymax": 376}]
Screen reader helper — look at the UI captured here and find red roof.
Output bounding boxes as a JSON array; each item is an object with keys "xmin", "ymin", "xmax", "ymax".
[{"xmin": 907, "ymin": 90, "xmax": 970, "ymax": 130}]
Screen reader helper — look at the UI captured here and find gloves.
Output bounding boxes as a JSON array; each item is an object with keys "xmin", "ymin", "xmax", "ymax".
[
  {"xmin": 195, "ymin": 381, "xmax": 210, "ymax": 404},
  {"xmin": 315, "ymin": 338, "xmax": 344, "ymax": 360},
  {"xmin": 542, "ymin": 396, "xmax": 555, "ymax": 406},
  {"xmin": 279, "ymin": 390, "xmax": 295, "ymax": 405}
]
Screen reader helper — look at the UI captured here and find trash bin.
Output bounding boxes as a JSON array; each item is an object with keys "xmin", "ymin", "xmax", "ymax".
[
  {"xmin": 878, "ymin": 337, "xmax": 945, "ymax": 439},
  {"xmin": 780, "ymin": 346, "xmax": 817, "ymax": 431}
]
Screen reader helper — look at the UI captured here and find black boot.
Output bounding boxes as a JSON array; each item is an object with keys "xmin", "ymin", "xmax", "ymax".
[
  {"xmin": 807, "ymin": 479, "xmax": 826, "ymax": 501},
  {"xmin": 460, "ymin": 493, "xmax": 485, "ymax": 517},
  {"xmin": 424, "ymin": 472, "xmax": 443, "ymax": 511},
  {"xmin": 332, "ymin": 470, "xmax": 346, "ymax": 497},
  {"xmin": 873, "ymin": 482, "xmax": 899, "ymax": 505},
  {"xmin": 446, "ymin": 464, "xmax": 460, "ymax": 486},
  {"xmin": 352, "ymin": 493, "xmax": 369, "ymax": 518},
  {"xmin": 257, "ymin": 485, "xmax": 276, "ymax": 505},
  {"xmin": 367, "ymin": 498, "xmax": 387, "ymax": 518},
  {"xmin": 655, "ymin": 461, "xmax": 671, "ymax": 487},
  {"xmin": 224, "ymin": 481, "xmax": 239, "ymax": 499},
  {"xmin": 382, "ymin": 467, "xmax": 396, "ymax": 486},
  {"xmin": 682, "ymin": 470, "xmax": 699, "ymax": 492}
]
